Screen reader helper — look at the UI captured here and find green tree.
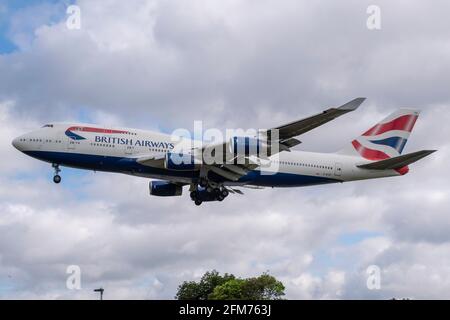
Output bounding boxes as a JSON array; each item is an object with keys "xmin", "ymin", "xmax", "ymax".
[
  {"xmin": 209, "ymin": 273, "xmax": 285, "ymax": 300},
  {"xmin": 241, "ymin": 273, "xmax": 285, "ymax": 300},
  {"xmin": 176, "ymin": 271, "xmax": 285, "ymax": 300},
  {"xmin": 175, "ymin": 270, "xmax": 235, "ymax": 300},
  {"xmin": 208, "ymin": 279, "xmax": 246, "ymax": 300}
]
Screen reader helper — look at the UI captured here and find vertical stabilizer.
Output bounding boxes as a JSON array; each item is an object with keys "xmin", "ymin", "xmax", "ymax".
[{"xmin": 339, "ymin": 109, "xmax": 420, "ymax": 160}]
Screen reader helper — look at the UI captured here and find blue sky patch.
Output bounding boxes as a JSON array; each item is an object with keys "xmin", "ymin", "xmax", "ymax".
[
  {"xmin": 337, "ymin": 231, "xmax": 382, "ymax": 246},
  {"xmin": 0, "ymin": 0, "xmax": 74, "ymax": 54}
]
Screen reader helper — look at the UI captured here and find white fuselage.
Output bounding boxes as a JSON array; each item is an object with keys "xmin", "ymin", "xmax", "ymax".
[{"xmin": 12, "ymin": 123, "xmax": 401, "ymax": 188}]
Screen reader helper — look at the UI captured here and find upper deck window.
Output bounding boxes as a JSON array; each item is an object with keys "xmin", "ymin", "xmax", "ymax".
[{"xmin": 42, "ymin": 124, "xmax": 54, "ymax": 128}]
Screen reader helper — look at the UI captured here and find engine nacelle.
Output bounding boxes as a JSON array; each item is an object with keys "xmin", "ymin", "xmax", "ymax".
[
  {"xmin": 149, "ymin": 181, "xmax": 182, "ymax": 197},
  {"xmin": 165, "ymin": 152, "xmax": 200, "ymax": 171},
  {"xmin": 229, "ymin": 136, "xmax": 269, "ymax": 157}
]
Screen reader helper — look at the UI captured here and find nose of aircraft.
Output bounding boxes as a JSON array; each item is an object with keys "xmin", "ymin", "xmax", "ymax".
[{"xmin": 12, "ymin": 137, "xmax": 22, "ymax": 151}]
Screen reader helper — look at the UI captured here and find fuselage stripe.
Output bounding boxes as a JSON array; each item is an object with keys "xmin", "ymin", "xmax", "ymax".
[{"xmin": 67, "ymin": 126, "xmax": 130, "ymax": 135}]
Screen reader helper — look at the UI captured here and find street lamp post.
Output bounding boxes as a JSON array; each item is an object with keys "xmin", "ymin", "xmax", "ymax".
[{"xmin": 94, "ymin": 288, "xmax": 104, "ymax": 300}]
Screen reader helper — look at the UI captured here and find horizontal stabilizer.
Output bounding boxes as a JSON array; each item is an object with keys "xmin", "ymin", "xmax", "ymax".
[{"xmin": 357, "ymin": 150, "xmax": 436, "ymax": 170}]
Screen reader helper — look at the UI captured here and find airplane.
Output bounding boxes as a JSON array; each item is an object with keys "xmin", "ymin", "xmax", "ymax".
[{"xmin": 11, "ymin": 98, "xmax": 436, "ymax": 205}]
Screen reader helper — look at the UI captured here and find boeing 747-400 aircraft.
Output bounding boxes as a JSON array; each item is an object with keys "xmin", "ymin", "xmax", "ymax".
[{"xmin": 12, "ymin": 98, "xmax": 435, "ymax": 205}]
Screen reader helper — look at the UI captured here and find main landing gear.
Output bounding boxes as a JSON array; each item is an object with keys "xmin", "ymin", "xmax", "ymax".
[
  {"xmin": 190, "ymin": 182, "xmax": 230, "ymax": 206},
  {"xmin": 52, "ymin": 163, "xmax": 62, "ymax": 184},
  {"xmin": 198, "ymin": 177, "xmax": 208, "ymax": 188}
]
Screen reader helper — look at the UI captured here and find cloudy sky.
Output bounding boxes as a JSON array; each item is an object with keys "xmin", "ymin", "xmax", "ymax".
[{"xmin": 1, "ymin": 0, "xmax": 450, "ymax": 299}]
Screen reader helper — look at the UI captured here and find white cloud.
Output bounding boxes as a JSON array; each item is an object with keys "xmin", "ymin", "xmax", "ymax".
[{"xmin": 0, "ymin": 0, "xmax": 450, "ymax": 299}]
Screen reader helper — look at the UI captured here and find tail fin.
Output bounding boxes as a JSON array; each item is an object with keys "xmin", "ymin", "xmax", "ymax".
[{"xmin": 339, "ymin": 109, "xmax": 420, "ymax": 160}]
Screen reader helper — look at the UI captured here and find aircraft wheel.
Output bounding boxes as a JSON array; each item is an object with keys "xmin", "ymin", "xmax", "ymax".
[
  {"xmin": 194, "ymin": 199, "xmax": 202, "ymax": 206},
  {"xmin": 221, "ymin": 189, "xmax": 229, "ymax": 198},
  {"xmin": 53, "ymin": 175, "xmax": 62, "ymax": 184}
]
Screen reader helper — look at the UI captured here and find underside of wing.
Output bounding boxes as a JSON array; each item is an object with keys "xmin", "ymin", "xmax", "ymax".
[
  {"xmin": 206, "ymin": 158, "xmax": 260, "ymax": 181},
  {"xmin": 135, "ymin": 154, "xmax": 166, "ymax": 167}
]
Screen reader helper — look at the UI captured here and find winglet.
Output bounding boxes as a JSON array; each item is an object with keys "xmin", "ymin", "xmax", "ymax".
[{"xmin": 337, "ymin": 97, "xmax": 366, "ymax": 111}]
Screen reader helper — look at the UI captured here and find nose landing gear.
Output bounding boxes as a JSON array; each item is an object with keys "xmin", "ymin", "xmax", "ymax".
[{"xmin": 52, "ymin": 163, "xmax": 61, "ymax": 184}]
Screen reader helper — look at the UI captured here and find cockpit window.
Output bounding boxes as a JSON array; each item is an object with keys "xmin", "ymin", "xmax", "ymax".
[{"xmin": 42, "ymin": 124, "xmax": 54, "ymax": 128}]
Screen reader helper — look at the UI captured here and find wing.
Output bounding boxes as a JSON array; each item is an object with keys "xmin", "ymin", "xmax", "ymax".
[
  {"xmin": 138, "ymin": 98, "xmax": 366, "ymax": 184},
  {"xmin": 200, "ymin": 98, "xmax": 366, "ymax": 182},
  {"xmin": 203, "ymin": 97, "xmax": 365, "ymax": 156},
  {"xmin": 270, "ymin": 97, "xmax": 366, "ymax": 141}
]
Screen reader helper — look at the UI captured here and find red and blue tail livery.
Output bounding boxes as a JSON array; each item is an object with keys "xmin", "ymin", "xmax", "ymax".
[{"xmin": 348, "ymin": 109, "xmax": 420, "ymax": 161}]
